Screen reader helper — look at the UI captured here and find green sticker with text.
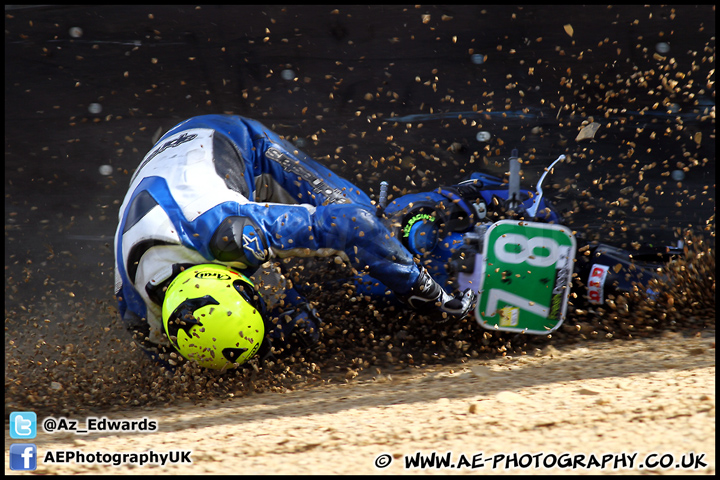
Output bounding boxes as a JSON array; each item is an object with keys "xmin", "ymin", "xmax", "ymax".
[{"xmin": 475, "ymin": 220, "xmax": 576, "ymax": 334}]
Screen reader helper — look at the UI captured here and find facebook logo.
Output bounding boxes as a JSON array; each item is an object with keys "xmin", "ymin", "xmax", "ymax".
[
  {"xmin": 10, "ymin": 411, "xmax": 37, "ymax": 439},
  {"xmin": 10, "ymin": 444, "xmax": 37, "ymax": 471}
]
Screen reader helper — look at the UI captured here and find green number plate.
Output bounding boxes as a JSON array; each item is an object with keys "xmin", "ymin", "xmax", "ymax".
[{"xmin": 475, "ymin": 220, "xmax": 576, "ymax": 334}]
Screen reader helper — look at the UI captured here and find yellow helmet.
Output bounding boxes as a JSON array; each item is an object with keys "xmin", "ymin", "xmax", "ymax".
[{"xmin": 161, "ymin": 264, "xmax": 266, "ymax": 369}]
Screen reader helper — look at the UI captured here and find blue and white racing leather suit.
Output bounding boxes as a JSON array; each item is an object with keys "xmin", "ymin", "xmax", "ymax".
[{"xmin": 114, "ymin": 115, "xmax": 474, "ymax": 353}]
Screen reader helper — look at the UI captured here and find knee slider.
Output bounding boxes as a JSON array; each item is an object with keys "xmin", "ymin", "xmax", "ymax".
[
  {"xmin": 403, "ymin": 207, "xmax": 440, "ymax": 255},
  {"xmin": 388, "ymin": 202, "xmax": 441, "ymax": 256}
]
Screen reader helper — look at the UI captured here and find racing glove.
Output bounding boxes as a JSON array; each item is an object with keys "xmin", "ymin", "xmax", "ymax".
[{"xmin": 398, "ymin": 267, "xmax": 477, "ymax": 323}]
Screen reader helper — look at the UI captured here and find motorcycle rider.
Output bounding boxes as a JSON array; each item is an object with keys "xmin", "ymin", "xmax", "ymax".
[{"xmin": 114, "ymin": 114, "xmax": 477, "ymax": 369}]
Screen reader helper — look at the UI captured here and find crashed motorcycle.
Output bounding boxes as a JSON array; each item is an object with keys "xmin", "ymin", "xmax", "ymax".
[{"xmin": 346, "ymin": 149, "xmax": 685, "ymax": 335}]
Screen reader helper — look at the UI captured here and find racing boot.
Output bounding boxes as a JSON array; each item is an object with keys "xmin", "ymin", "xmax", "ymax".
[{"xmin": 397, "ymin": 266, "xmax": 477, "ymax": 323}]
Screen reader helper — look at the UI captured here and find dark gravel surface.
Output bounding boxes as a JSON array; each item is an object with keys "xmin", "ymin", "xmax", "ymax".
[{"xmin": 5, "ymin": 5, "xmax": 714, "ymax": 416}]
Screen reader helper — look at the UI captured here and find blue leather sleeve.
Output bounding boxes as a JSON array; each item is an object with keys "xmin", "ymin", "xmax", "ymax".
[{"xmin": 242, "ymin": 202, "xmax": 419, "ymax": 295}]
